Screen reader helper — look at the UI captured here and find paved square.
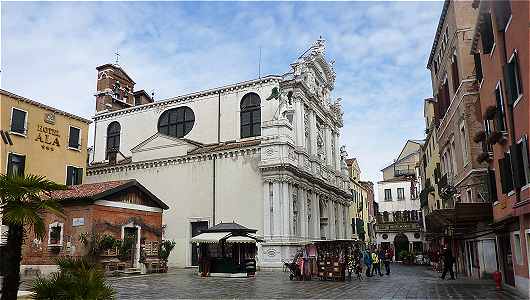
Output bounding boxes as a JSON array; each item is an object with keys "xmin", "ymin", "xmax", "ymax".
[{"xmin": 109, "ymin": 264, "xmax": 525, "ymax": 299}]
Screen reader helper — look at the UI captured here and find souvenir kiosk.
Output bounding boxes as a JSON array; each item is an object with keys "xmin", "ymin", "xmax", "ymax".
[
  {"xmin": 314, "ymin": 239, "xmax": 361, "ymax": 281},
  {"xmin": 190, "ymin": 222, "xmax": 263, "ymax": 278}
]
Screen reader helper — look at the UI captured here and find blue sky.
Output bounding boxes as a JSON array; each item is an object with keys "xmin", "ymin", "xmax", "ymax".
[{"xmin": 1, "ymin": 1, "xmax": 443, "ymax": 187}]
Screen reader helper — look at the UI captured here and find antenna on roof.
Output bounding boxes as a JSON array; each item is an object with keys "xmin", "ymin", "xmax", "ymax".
[
  {"xmin": 258, "ymin": 46, "xmax": 262, "ymax": 79},
  {"xmin": 115, "ymin": 49, "xmax": 120, "ymax": 65}
]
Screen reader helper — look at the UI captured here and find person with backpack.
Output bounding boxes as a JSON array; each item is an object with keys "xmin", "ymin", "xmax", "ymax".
[
  {"xmin": 363, "ymin": 249, "xmax": 372, "ymax": 277},
  {"xmin": 378, "ymin": 248, "xmax": 386, "ymax": 276}
]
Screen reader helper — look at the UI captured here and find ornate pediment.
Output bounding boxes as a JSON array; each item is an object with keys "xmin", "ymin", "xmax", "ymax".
[{"xmin": 290, "ymin": 38, "xmax": 336, "ymax": 95}]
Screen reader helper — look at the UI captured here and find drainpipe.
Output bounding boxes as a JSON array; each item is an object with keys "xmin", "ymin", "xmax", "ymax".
[{"xmin": 212, "ymin": 92, "xmax": 221, "ymax": 226}]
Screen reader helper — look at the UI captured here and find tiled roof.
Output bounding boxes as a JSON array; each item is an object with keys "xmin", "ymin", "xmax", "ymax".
[
  {"xmin": 49, "ymin": 180, "xmax": 132, "ymax": 200},
  {"xmin": 188, "ymin": 139, "xmax": 260, "ymax": 155},
  {"xmin": 48, "ymin": 179, "xmax": 169, "ymax": 209},
  {"xmin": 204, "ymin": 222, "xmax": 257, "ymax": 233}
]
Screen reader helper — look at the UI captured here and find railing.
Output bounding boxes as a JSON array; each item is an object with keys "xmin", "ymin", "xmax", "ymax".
[{"xmin": 0, "ymin": 225, "xmax": 7, "ymax": 245}]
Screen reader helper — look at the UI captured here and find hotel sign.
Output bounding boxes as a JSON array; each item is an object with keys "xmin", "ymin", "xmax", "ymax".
[{"xmin": 35, "ymin": 124, "xmax": 61, "ymax": 151}]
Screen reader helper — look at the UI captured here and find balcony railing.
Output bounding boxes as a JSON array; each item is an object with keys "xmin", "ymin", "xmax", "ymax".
[{"xmin": 394, "ymin": 169, "xmax": 415, "ymax": 177}]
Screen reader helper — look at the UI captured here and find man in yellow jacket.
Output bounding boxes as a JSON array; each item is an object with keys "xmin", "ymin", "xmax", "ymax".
[{"xmin": 371, "ymin": 250, "xmax": 383, "ymax": 276}]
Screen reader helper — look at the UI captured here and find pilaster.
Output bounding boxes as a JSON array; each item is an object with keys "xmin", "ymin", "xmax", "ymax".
[
  {"xmin": 263, "ymin": 182, "xmax": 271, "ymax": 238},
  {"xmin": 282, "ymin": 182, "xmax": 291, "ymax": 239}
]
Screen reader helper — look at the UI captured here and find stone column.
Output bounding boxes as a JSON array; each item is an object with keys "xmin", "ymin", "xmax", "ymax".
[
  {"xmin": 263, "ymin": 181, "xmax": 271, "ymax": 239},
  {"xmin": 299, "ymin": 187, "xmax": 307, "ymax": 239},
  {"xmin": 294, "ymin": 100, "xmax": 304, "ymax": 148},
  {"xmin": 329, "ymin": 199, "xmax": 335, "ymax": 240},
  {"xmin": 282, "ymin": 182, "xmax": 291, "ymax": 239},
  {"xmin": 310, "ymin": 110, "xmax": 318, "ymax": 157},
  {"xmin": 273, "ymin": 181, "xmax": 282, "ymax": 239},
  {"xmin": 345, "ymin": 205, "xmax": 352, "ymax": 239},
  {"xmin": 314, "ymin": 193, "xmax": 321, "ymax": 239},
  {"xmin": 335, "ymin": 132, "xmax": 341, "ymax": 172},
  {"xmin": 325, "ymin": 126, "xmax": 333, "ymax": 166}
]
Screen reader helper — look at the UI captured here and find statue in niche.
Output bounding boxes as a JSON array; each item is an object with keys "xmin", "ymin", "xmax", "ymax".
[
  {"xmin": 307, "ymin": 199, "xmax": 312, "ymax": 220},
  {"xmin": 340, "ymin": 145, "xmax": 349, "ymax": 173},
  {"xmin": 316, "ymin": 122, "xmax": 325, "ymax": 161}
]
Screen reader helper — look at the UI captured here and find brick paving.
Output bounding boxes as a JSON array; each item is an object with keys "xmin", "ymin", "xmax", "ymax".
[{"xmin": 109, "ymin": 264, "xmax": 525, "ymax": 299}]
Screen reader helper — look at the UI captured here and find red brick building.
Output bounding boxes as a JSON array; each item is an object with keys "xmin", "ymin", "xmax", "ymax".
[
  {"xmin": 21, "ymin": 179, "xmax": 168, "ymax": 275},
  {"xmin": 471, "ymin": 0, "xmax": 529, "ymax": 294}
]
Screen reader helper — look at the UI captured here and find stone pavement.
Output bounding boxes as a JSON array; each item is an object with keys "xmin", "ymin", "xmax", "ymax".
[{"xmin": 109, "ymin": 264, "xmax": 524, "ymax": 299}]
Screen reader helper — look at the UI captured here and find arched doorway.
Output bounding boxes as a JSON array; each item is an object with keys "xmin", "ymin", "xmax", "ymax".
[{"xmin": 394, "ymin": 233, "xmax": 409, "ymax": 261}]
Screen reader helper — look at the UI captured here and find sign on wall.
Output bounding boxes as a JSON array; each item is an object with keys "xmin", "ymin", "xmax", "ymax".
[
  {"xmin": 35, "ymin": 124, "xmax": 61, "ymax": 151},
  {"xmin": 72, "ymin": 218, "xmax": 85, "ymax": 227}
]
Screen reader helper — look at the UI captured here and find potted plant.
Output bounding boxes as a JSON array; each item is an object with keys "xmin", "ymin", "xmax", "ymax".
[
  {"xmin": 398, "ymin": 250, "xmax": 410, "ymax": 264},
  {"xmin": 487, "ymin": 131, "xmax": 507, "ymax": 145},
  {"xmin": 477, "ymin": 152, "xmax": 492, "ymax": 163},
  {"xmin": 473, "ymin": 130, "xmax": 486, "ymax": 143},
  {"xmin": 484, "ymin": 105, "xmax": 497, "ymax": 120},
  {"xmin": 159, "ymin": 240, "xmax": 176, "ymax": 273}
]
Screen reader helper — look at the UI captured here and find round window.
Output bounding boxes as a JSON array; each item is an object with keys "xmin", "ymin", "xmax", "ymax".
[
  {"xmin": 414, "ymin": 233, "xmax": 421, "ymax": 239},
  {"xmin": 382, "ymin": 234, "xmax": 388, "ymax": 240},
  {"xmin": 158, "ymin": 106, "xmax": 195, "ymax": 138}
]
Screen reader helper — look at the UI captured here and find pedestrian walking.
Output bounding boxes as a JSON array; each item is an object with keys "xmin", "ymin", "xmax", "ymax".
[
  {"xmin": 371, "ymin": 250, "xmax": 382, "ymax": 276},
  {"xmin": 383, "ymin": 248, "xmax": 391, "ymax": 275},
  {"xmin": 378, "ymin": 248, "xmax": 386, "ymax": 276},
  {"xmin": 363, "ymin": 250, "xmax": 372, "ymax": 277},
  {"xmin": 440, "ymin": 247, "xmax": 455, "ymax": 280},
  {"xmin": 347, "ymin": 253, "xmax": 354, "ymax": 281}
]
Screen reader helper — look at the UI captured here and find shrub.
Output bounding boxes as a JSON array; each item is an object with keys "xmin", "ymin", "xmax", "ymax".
[
  {"xmin": 32, "ymin": 257, "xmax": 115, "ymax": 300},
  {"xmin": 159, "ymin": 240, "xmax": 176, "ymax": 261}
]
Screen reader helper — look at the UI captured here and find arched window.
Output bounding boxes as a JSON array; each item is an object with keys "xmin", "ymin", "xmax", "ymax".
[
  {"xmin": 106, "ymin": 121, "xmax": 121, "ymax": 157},
  {"xmin": 240, "ymin": 93, "xmax": 261, "ymax": 138},
  {"xmin": 158, "ymin": 106, "xmax": 195, "ymax": 138}
]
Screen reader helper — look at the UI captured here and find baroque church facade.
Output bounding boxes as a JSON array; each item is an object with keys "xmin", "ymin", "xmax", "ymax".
[{"xmin": 87, "ymin": 40, "xmax": 352, "ymax": 268}]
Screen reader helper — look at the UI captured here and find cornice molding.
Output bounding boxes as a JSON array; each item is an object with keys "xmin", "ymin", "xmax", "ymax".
[{"xmin": 94, "ymin": 76, "xmax": 282, "ymax": 121}]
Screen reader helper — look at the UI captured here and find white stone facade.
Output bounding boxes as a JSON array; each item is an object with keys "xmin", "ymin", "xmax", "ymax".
[{"xmin": 87, "ymin": 40, "xmax": 352, "ymax": 268}]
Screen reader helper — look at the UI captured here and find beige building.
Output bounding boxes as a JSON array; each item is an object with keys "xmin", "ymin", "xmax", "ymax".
[
  {"xmin": 0, "ymin": 89, "xmax": 91, "ymax": 244},
  {"xmin": 0, "ymin": 89, "xmax": 90, "ymax": 183}
]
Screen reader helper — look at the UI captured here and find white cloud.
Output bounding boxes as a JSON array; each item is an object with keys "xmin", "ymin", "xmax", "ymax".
[{"xmin": 1, "ymin": 1, "xmax": 443, "ymax": 195}]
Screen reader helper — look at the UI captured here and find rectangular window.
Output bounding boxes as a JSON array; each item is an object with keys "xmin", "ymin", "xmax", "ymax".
[
  {"xmin": 495, "ymin": 83, "xmax": 507, "ymax": 132},
  {"xmin": 384, "ymin": 189, "xmax": 392, "ymax": 201},
  {"xmin": 460, "ymin": 122, "xmax": 469, "ymax": 164},
  {"xmin": 451, "ymin": 51, "xmax": 460, "ymax": 93},
  {"xmin": 10, "ymin": 108, "xmax": 27, "ymax": 135},
  {"xmin": 68, "ymin": 126, "xmax": 81, "ymax": 150},
  {"xmin": 504, "ymin": 52, "xmax": 523, "ymax": 105},
  {"xmin": 511, "ymin": 138, "xmax": 530, "ymax": 189},
  {"xmin": 483, "ymin": 120, "xmax": 494, "ymax": 152},
  {"xmin": 66, "ymin": 166, "xmax": 83, "ymax": 186},
  {"xmin": 48, "ymin": 223, "xmax": 63, "ymax": 246},
  {"xmin": 499, "ymin": 154, "xmax": 514, "ymax": 194},
  {"xmin": 481, "ymin": 12, "xmax": 495, "ymax": 54},
  {"xmin": 397, "ymin": 188, "xmax": 405, "ymax": 200},
  {"xmin": 474, "ymin": 52, "xmax": 483, "ymax": 82},
  {"xmin": 7, "ymin": 153, "xmax": 25, "ymax": 177},
  {"xmin": 514, "ymin": 232, "xmax": 522, "ymax": 265},
  {"xmin": 521, "ymin": 137, "xmax": 530, "ymax": 185}
]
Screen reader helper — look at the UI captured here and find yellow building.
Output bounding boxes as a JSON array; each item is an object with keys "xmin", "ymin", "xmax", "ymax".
[
  {"xmin": 346, "ymin": 158, "xmax": 370, "ymax": 242},
  {"xmin": 419, "ymin": 98, "xmax": 441, "ymax": 217},
  {"xmin": 0, "ymin": 89, "xmax": 90, "ymax": 184}
]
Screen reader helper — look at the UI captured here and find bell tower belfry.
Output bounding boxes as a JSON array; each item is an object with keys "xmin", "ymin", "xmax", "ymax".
[{"xmin": 95, "ymin": 63, "xmax": 137, "ymax": 112}]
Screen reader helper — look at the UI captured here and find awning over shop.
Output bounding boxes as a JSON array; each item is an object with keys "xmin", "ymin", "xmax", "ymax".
[
  {"xmin": 226, "ymin": 236, "xmax": 257, "ymax": 243},
  {"xmin": 191, "ymin": 232, "xmax": 230, "ymax": 244}
]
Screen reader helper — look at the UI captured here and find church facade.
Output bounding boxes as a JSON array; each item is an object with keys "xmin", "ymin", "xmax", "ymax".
[{"xmin": 87, "ymin": 40, "xmax": 352, "ymax": 268}]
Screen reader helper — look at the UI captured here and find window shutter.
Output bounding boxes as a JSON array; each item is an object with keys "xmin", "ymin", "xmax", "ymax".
[
  {"xmin": 66, "ymin": 166, "xmax": 73, "ymax": 186},
  {"xmin": 488, "ymin": 169, "xmax": 498, "ymax": 202},
  {"xmin": 474, "ymin": 53, "xmax": 483, "ymax": 82},
  {"xmin": 503, "ymin": 60, "xmax": 516, "ymax": 105},
  {"xmin": 76, "ymin": 168, "xmax": 83, "ymax": 185},
  {"xmin": 481, "ymin": 13, "xmax": 494, "ymax": 54},
  {"xmin": 511, "ymin": 143, "xmax": 526, "ymax": 189},
  {"xmin": 494, "ymin": 0, "xmax": 512, "ymax": 31},
  {"xmin": 522, "ymin": 137, "xmax": 530, "ymax": 184}
]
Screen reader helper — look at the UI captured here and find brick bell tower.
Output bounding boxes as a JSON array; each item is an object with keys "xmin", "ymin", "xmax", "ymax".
[{"xmin": 95, "ymin": 59, "xmax": 153, "ymax": 113}]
